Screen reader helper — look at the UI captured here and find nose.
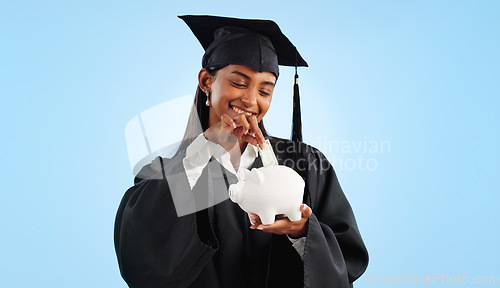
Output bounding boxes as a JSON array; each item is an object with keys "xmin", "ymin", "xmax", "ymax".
[{"xmin": 240, "ymin": 89, "xmax": 258, "ymax": 107}]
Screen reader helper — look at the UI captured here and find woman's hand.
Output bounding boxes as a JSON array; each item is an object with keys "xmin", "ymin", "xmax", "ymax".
[
  {"xmin": 203, "ymin": 113, "xmax": 266, "ymax": 152},
  {"xmin": 249, "ymin": 204, "xmax": 313, "ymax": 238}
]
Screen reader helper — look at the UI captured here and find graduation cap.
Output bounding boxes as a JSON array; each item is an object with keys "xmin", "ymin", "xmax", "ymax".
[{"xmin": 179, "ymin": 15, "xmax": 308, "ymax": 142}]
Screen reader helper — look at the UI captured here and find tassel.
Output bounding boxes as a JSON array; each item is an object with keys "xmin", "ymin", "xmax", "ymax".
[{"xmin": 291, "ymin": 67, "xmax": 302, "ymax": 142}]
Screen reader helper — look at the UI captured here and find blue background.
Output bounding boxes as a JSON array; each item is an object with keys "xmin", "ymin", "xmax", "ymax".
[{"xmin": 1, "ymin": 0, "xmax": 498, "ymax": 287}]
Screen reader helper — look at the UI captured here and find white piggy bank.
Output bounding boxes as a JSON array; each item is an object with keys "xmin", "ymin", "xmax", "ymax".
[{"xmin": 228, "ymin": 166, "xmax": 305, "ymax": 225}]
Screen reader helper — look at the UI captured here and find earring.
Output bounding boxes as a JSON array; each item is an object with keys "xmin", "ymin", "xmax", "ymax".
[{"xmin": 205, "ymin": 90, "xmax": 210, "ymax": 107}]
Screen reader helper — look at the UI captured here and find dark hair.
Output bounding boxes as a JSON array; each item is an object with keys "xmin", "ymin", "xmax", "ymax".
[{"xmin": 174, "ymin": 67, "xmax": 269, "ymax": 157}]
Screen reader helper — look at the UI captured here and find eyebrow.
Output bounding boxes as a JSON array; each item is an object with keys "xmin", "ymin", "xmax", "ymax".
[{"xmin": 231, "ymin": 71, "xmax": 276, "ymax": 87}]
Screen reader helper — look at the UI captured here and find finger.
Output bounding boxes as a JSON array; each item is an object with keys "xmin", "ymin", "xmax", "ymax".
[
  {"xmin": 247, "ymin": 115, "xmax": 265, "ymax": 148},
  {"xmin": 248, "ymin": 213, "xmax": 256, "ymax": 225},
  {"xmin": 250, "ymin": 213, "xmax": 262, "ymax": 225},
  {"xmin": 233, "ymin": 114, "xmax": 251, "ymax": 132},
  {"xmin": 204, "ymin": 115, "xmax": 236, "ymax": 146},
  {"xmin": 234, "ymin": 115, "xmax": 260, "ymax": 144},
  {"xmin": 233, "ymin": 126, "xmax": 247, "ymax": 139},
  {"xmin": 220, "ymin": 115, "xmax": 237, "ymax": 140},
  {"xmin": 301, "ymin": 204, "xmax": 313, "ymax": 219},
  {"xmin": 241, "ymin": 133, "xmax": 260, "ymax": 146},
  {"xmin": 234, "ymin": 115, "xmax": 261, "ymax": 145},
  {"xmin": 221, "ymin": 114, "xmax": 237, "ymax": 131},
  {"xmin": 249, "ymin": 213, "xmax": 262, "ymax": 229}
]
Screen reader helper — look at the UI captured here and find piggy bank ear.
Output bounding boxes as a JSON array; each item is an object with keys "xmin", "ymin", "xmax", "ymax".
[
  {"xmin": 228, "ymin": 183, "xmax": 240, "ymax": 202},
  {"xmin": 241, "ymin": 168, "xmax": 251, "ymax": 181},
  {"xmin": 253, "ymin": 168, "xmax": 265, "ymax": 185}
]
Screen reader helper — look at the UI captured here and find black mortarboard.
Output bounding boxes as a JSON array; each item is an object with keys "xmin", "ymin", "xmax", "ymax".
[{"xmin": 179, "ymin": 15, "xmax": 307, "ymax": 142}]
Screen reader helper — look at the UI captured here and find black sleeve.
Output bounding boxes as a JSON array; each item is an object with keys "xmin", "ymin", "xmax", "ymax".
[
  {"xmin": 114, "ymin": 156, "xmax": 218, "ymax": 288},
  {"xmin": 302, "ymin": 146, "xmax": 369, "ymax": 288}
]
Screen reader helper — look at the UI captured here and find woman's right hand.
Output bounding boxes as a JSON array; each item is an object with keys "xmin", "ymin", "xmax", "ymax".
[{"xmin": 203, "ymin": 113, "xmax": 266, "ymax": 152}]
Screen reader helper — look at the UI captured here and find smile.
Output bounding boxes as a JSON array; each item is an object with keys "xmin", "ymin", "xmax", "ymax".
[{"xmin": 231, "ymin": 105, "xmax": 256, "ymax": 116}]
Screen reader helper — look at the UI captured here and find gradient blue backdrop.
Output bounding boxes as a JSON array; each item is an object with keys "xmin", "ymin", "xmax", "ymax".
[{"xmin": 1, "ymin": 0, "xmax": 498, "ymax": 287}]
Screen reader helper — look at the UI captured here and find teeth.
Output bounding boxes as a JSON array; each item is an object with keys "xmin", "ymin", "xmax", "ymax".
[{"xmin": 232, "ymin": 106, "xmax": 253, "ymax": 116}]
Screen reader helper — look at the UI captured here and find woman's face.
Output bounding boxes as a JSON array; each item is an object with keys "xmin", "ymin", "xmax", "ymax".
[{"xmin": 202, "ymin": 64, "xmax": 276, "ymax": 127}]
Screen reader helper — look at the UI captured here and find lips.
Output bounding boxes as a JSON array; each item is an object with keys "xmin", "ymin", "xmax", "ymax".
[{"xmin": 230, "ymin": 105, "xmax": 256, "ymax": 116}]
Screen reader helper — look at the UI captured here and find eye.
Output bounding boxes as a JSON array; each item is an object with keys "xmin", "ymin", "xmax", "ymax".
[
  {"xmin": 259, "ymin": 90, "xmax": 271, "ymax": 96},
  {"xmin": 231, "ymin": 81, "xmax": 247, "ymax": 88}
]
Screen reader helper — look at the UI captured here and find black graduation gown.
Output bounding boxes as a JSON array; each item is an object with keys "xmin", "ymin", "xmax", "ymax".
[{"xmin": 114, "ymin": 137, "xmax": 369, "ymax": 288}]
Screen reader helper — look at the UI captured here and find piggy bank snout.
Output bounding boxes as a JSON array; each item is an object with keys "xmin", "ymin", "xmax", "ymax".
[{"xmin": 228, "ymin": 182, "xmax": 243, "ymax": 203}]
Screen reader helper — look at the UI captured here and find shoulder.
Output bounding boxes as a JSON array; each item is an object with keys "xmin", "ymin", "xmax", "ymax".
[{"xmin": 134, "ymin": 156, "xmax": 174, "ymax": 184}]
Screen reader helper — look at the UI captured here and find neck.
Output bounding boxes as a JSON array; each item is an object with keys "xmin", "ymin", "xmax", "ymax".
[
  {"xmin": 228, "ymin": 140, "xmax": 248, "ymax": 171},
  {"xmin": 238, "ymin": 139, "xmax": 248, "ymax": 154}
]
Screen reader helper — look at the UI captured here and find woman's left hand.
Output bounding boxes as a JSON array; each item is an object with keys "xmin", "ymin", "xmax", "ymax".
[{"xmin": 249, "ymin": 204, "xmax": 312, "ymax": 238}]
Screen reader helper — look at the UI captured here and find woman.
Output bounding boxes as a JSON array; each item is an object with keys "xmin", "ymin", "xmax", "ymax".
[{"xmin": 115, "ymin": 15, "xmax": 368, "ymax": 288}]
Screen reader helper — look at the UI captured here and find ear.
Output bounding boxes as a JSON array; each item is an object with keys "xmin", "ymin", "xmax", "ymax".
[{"xmin": 198, "ymin": 68, "xmax": 213, "ymax": 93}]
